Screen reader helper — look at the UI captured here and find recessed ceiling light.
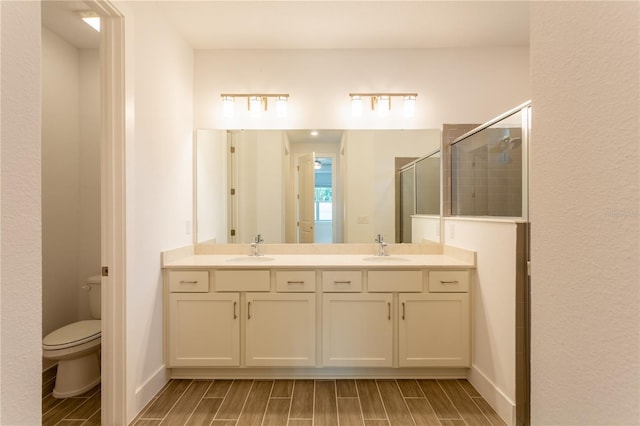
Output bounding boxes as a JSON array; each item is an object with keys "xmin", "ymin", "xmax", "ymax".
[
  {"xmin": 310, "ymin": 130, "xmax": 319, "ymax": 137},
  {"xmin": 76, "ymin": 10, "xmax": 100, "ymax": 32}
]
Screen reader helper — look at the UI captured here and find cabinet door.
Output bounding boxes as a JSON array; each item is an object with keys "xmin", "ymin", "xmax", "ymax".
[
  {"xmin": 322, "ymin": 293, "xmax": 393, "ymax": 367},
  {"xmin": 399, "ymin": 293, "xmax": 470, "ymax": 367},
  {"xmin": 245, "ymin": 293, "xmax": 316, "ymax": 367},
  {"xmin": 168, "ymin": 293, "xmax": 240, "ymax": 367}
]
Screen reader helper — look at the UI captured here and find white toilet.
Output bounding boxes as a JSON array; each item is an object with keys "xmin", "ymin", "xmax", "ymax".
[{"xmin": 43, "ymin": 275, "xmax": 102, "ymax": 398}]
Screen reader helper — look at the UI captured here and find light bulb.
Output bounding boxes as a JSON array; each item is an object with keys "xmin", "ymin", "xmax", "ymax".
[
  {"xmin": 404, "ymin": 95, "xmax": 416, "ymax": 118},
  {"xmin": 276, "ymin": 96, "xmax": 288, "ymax": 118},
  {"xmin": 249, "ymin": 96, "xmax": 261, "ymax": 117},
  {"xmin": 378, "ymin": 95, "xmax": 390, "ymax": 117},
  {"xmin": 222, "ymin": 96, "xmax": 234, "ymax": 118},
  {"xmin": 351, "ymin": 95, "xmax": 363, "ymax": 117}
]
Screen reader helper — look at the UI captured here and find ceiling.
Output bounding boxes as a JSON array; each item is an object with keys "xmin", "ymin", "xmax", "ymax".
[{"xmin": 42, "ymin": 1, "xmax": 530, "ymax": 50}]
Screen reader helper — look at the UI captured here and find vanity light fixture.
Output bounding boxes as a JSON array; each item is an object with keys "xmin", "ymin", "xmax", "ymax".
[
  {"xmin": 220, "ymin": 93, "xmax": 290, "ymax": 118},
  {"xmin": 349, "ymin": 93, "xmax": 418, "ymax": 117},
  {"xmin": 76, "ymin": 10, "xmax": 100, "ymax": 32}
]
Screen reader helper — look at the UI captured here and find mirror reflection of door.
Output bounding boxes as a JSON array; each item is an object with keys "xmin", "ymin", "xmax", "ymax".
[{"xmin": 297, "ymin": 153, "xmax": 316, "ymax": 243}]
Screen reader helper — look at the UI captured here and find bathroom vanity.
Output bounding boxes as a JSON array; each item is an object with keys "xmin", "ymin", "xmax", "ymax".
[{"xmin": 162, "ymin": 244, "xmax": 475, "ymax": 379}]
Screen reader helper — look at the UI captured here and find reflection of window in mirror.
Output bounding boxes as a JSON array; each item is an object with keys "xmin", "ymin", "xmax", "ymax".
[{"xmin": 314, "ymin": 157, "xmax": 333, "ymax": 243}]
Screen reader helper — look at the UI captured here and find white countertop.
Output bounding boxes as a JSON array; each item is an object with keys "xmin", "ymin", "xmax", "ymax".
[{"xmin": 162, "ymin": 254, "xmax": 475, "ymax": 269}]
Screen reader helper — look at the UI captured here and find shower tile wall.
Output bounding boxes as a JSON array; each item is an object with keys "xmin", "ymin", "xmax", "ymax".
[{"xmin": 451, "ymin": 127, "xmax": 523, "ymax": 217}]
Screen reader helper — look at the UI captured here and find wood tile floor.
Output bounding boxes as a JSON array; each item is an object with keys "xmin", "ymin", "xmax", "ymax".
[
  {"xmin": 42, "ymin": 366, "xmax": 101, "ymax": 425},
  {"xmin": 43, "ymin": 369, "xmax": 507, "ymax": 426},
  {"xmin": 132, "ymin": 378, "xmax": 507, "ymax": 426}
]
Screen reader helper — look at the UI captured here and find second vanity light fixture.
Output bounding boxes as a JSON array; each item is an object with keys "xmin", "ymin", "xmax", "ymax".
[
  {"xmin": 221, "ymin": 93, "xmax": 289, "ymax": 118},
  {"xmin": 349, "ymin": 93, "xmax": 417, "ymax": 118}
]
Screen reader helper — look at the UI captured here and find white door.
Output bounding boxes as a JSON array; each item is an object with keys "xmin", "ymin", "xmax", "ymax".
[
  {"xmin": 322, "ymin": 293, "xmax": 393, "ymax": 367},
  {"xmin": 399, "ymin": 293, "xmax": 470, "ymax": 367},
  {"xmin": 245, "ymin": 293, "xmax": 316, "ymax": 366},
  {"xmin": 169, "ymin": 293, "xmax": 240, "ymax": 367},
  {"xmin": 298, "ymin": 152, "xmax": 315, "ymax": 243}
]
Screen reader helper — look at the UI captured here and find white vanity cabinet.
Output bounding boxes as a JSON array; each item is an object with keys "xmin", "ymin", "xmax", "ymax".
[
  {"xmin": 322, "ymin": 293, "xmax": 393, "ymax": 367},
  {"xmin": 398, "ymin": 293, "xmax": 470, "ymax": 367},
  {"xmin": 399, "ymin": 270, "xmax": 471, "ymax": 367},
  {"xmin": 163, "ymin": 256, "xmax": 474, "ymax": 374},
  {"xmin": 245, "ymin": 292, "xmax": 316, "ymax": 366},
  {"xmin": 168, "ymin": 292, "xmax": 240, "ymax": 367}
]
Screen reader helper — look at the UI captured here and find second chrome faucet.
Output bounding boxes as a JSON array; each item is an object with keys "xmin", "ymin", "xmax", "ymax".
[
  {"xmin": 251, "ymin": 234, "xmax": 264, "ymax": 256},
  {"xmin": 375, "ymin": 234, "xmax": 388, "ymax": 256}
]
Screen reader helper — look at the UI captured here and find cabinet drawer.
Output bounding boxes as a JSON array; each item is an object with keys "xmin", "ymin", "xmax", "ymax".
[
  {"xmin": 169, "ymin": 270, "xmax": 209, "ymax": 292},
  {"xmin": 368, "ymin": 270, "xmax": 423, "ymax": 292},
  {"xmin": 215, "ymin": 270, "xmax": 270, "ymax": 292},
  {"xmin": 322, "ymin": 271, "xmax": 362, "ymax": 292},
  {"xmin": 428, "ymin": 270, "xmax": 469, "ymax": 293},
  {"xmin": 276, "ymin": 271, "xmax": 316, "ymax": 292}
]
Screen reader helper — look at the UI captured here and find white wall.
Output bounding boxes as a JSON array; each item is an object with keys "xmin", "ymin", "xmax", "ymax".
[
  {"xmin": 41, "ymin": 27, "xmax": 81, "ymax": 337},
  {"xmin": 0, "ymin": 1, "xmax": 42, "ymax": 424},
  {"xmin": 412, "ymin": 215, "xmax": 440, "ymax": 243},
  {"xmin": 234, "ymin": 130, "xmax": 285, "ymax": 244},
  {"xmin": 196, "ymin": 129, "xmax": 227, "ymax": 244},
  {"xmin": 194, "ymin": 48, "xmax": 530, "ymax": 130},
  {"xmin": 530, "ymin": 2, "xmax": 639, "ymax": 424},
  {"xmin": 41, "ymin": 28, "xmax": 101, "ymax": 335},
  {"xmin": 441, "ymin": 218, "xmax": 521, "ymax": 425},
  {"xmin": 123, "ymin": 3, "xmax": 194, "ymax": 422},
  {"xmin": 77, "ymin": 48, "xmax": 101, "ymax": 319}
]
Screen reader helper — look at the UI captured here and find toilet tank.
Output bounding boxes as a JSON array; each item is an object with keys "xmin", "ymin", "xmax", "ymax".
[{"xmin": 87, "ymin": 275, "xmax": 102, "ymax": 319}]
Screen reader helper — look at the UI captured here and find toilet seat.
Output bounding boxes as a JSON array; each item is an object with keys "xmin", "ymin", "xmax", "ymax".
[{"xmin": 43, "ymin": 320, "xmax": 101, "ymax": 350}]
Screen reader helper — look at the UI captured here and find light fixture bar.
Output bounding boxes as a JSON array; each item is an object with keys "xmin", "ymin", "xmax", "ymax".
[
  {"xmin": 349, "ymin": 93, "xmax": 418, "ymax": 117},
  {"xmin": 349, "ymin": 92, "xmax": 418, "ymax": 98},
  {"xmin": 220, "ymin": 94, "xmax": 289, "ymax": 118},
  {"xmin": 220, "ymin": 93, "xmax": 289, "ymax": 98}
]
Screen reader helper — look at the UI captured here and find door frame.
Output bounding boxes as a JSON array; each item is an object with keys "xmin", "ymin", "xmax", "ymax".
[{"xmin": 87, "ymin": 1, "xmax": 127, "ymax": 424}]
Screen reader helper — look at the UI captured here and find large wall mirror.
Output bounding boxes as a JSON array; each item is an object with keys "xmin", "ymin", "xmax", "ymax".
[{"xmin": 194, "ymin": 129, "xmax": 441, "ymax": 245}]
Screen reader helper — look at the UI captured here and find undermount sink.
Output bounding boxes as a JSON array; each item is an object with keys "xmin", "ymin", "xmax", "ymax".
[
  {"xmin": 362, "ymin": 256, "xmax": 410, "ymax": 262},
  {"xmin": 226, "ymin": 256, "xmax": 275, "ymax": 263}
]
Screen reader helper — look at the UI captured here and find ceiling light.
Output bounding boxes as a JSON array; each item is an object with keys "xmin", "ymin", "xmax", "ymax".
[
  {"xmin": 314, "ymin": 160, "xmax": 322, "ymax": 170},
  {"xmin": 404, "ymin": 95, "xmax": 416, "ymax": 117},
  {"xmin": 310, "ymin": 130, "xmax": 319, "ymax": 137},
  {"xmin": 76, "ymin": 10, "xmax": 100, "ymax": 32}
]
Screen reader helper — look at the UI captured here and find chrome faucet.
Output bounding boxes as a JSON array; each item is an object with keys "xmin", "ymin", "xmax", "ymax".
[
  {"xmin": 375, "ymin": 234, "xmax": 388, "ymax": 256},
  {"xmin": 250, "ymin": 234, "xmax": 264, "ymax": 256}
]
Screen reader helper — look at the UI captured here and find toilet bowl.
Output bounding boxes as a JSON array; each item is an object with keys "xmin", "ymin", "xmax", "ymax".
[{"xmin": 43, "ymin": 276, "xmax": 102, "ymax": 398}]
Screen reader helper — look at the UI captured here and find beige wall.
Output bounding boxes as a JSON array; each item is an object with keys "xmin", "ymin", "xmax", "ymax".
[
  {"xmin": 194, "ymin": 47, "xmax": 530, "ymax": 130},
  {"xmin": 41, "ymin": 28, "xmax": 101, "ymax": 339},
  {"xmin": 0, "ymin": 1, "xmax": 42, "ymax": 424},
  {"xmin": 530, "ymin": 2, "xmax": 639, "ymax": 424}
]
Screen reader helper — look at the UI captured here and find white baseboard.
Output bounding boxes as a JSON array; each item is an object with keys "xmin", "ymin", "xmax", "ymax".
[
  {"xmin": 132, "ymin": 365, "xmax": 170, "ymax": 421},
  {"xmin": 468, "ymin": 365, "xmax": 516, "ymax": 426}
]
